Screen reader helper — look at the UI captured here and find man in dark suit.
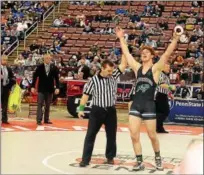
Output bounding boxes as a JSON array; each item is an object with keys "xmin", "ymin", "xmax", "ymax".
[
  {"xmin": 1, "ymin": 55, "xmax": 16, "ymax": 124},
  {"xmin": 31, "ymin": 54, "xmax": 60, "ymax": 125},
  {"xmin": 78, "ymin": 58, "xmax": 90, "ymax": 79}
]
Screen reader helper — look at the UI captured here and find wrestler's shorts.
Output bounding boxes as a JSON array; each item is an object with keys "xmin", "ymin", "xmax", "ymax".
[{"xmin": 129, "ymin": 100, "xmax": 156, "ymax": 120}]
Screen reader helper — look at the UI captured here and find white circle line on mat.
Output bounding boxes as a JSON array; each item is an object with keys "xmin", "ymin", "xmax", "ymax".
[{"xmin": 42, "ymin": 149, "xmax": 113, "ymax": 174}]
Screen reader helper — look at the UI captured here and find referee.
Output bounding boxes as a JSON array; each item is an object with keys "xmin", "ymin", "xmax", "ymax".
[
  {"xmin": 155, "ymin": 63, "xmax": 174, "ymax": 133},
  {"xmin": 78, "ymin": 56, "xmax": 127, "ymax": 167}
]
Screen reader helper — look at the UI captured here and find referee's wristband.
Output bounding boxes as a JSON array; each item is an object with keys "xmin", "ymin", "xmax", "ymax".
[
  {"xmin": 79, "ymin": 105, "xmax": 85, "ymax": 111},
  {"xmin": 168, "ymin": 85, "xmax": 173, "ymax": 91}
]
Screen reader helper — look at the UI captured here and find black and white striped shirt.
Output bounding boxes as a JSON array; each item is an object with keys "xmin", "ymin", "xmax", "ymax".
[
  {"xmin": 155, "ymin": 72, "xmax": 170, "ymax": 95},
  {"xmin": 83, "ymin": 68, "xmax": 122, "ymax": 107}
]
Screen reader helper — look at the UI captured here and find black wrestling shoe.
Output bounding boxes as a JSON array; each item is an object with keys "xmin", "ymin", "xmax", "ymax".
[
  {"xmin": 132, "ymin": 161, "xmax": 145, "ymax": 171},
  {"xmin": 79, "ymin": 161, "xmax": 89, "ymax": 167},
  {"xmin": 155, "ymin": 156, "xmax": 164, "ymax": 171}
]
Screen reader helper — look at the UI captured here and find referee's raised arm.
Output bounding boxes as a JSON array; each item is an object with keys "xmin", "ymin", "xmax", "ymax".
[{"xmin": 112, "ymin": 54, "xmax": 128, "ymax": 79}]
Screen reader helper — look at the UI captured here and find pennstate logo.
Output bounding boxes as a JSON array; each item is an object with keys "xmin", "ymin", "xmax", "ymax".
[
  {"xmin": 169, "ymin": 100, "xmax": 174, "ymax": 110},
  {"xmin": 69, "ymin": 154, "xmax": 181, "ymax": 174}
]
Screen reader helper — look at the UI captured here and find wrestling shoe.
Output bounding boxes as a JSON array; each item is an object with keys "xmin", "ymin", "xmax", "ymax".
[
  {"xmin": 132, "ymin": 161, "xmax": 145, "ymax": 171},
  {"xmin": 155, "ymin": 156, "xmax": 164, "ymax": 171}
]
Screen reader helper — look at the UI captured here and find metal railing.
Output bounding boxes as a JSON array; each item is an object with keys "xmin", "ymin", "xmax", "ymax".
[
  {"xmin": 23, "ymin": 21, "xmax": 38, "ymax": 49},
  {"xmin": 42, "ymin": 1, "xmax": 62, "ymax": 30},
  {"xmin": 42, "ymin": 4, "xmax": 56, "ymax": 30},
  {"xmin": 5, "ymin": 2, "xmax": 62, "ymax": 58},
  {"xmin": 2, "ymin": 39, "xmax": 19, "ymax": 57}
]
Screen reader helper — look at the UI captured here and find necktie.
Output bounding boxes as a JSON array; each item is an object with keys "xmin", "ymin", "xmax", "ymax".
[
  {"xmin": 45, "ymin": 64, "xmax": 50, "ymax": 76},
  {"xmin": 2, "ymin": 66, "xmax": 8, "ymax": 86}
]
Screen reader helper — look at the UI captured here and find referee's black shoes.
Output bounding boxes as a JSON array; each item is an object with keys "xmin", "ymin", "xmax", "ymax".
[
  {"xmin": 157, "ymin": 129, "xmax": 169, "ymax": 133},
  {"xmin": 79, "ymin": 161, "xmax": 89, "ymax": 167},
  {"xmin": 104, "ymin": 158, "xmax": 114, "ymax": 164}
]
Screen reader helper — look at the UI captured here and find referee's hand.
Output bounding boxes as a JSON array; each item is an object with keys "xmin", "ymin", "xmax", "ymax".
[{"xmin": 78, "ymin": 111, "xmax": 85, "ymax": 119}]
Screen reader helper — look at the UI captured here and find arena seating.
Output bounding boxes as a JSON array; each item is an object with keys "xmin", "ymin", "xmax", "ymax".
[
  {"xmin": 30, "ymin": 1, "xmax": 203, "ymax": 67},
  {"xmin": 1, "ymin": 1, "xmax": 54, "ymax": 54}
]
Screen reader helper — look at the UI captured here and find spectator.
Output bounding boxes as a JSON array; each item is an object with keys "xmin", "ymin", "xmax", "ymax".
[
  {"xmin": 170, "ymin": 63, "xmax": 180, "ymax": 84},
  {"xmin": 58, "ymin": 57, "xmax": 66, "ymax": 67},
  {"xmin": 25, "ymin": 54, "xmax": 36, "ymax": 66},
  {"xmin": 65, "ymin": 71, "xmax": 74, "ymax": 80},
  {"xmin": 68, "ymin": 55, "xmax": 78, "ymax": 67},
  {"xmin": 129, "ymin": 11, "xmax": 141, "ymax": 23},
  {"xmin": 107, "ymin": 51, "xmax": 118, "ymax": 63},
  {"xmin": 86, "ymin": 51, "xmax": 94, "ymax": 62},
  {"xmin": 115, "ymin": 8, "xmax": 127, "ymax": 15},
  {"xmin": 51, "ymin": 40, "xmax": 65, "ymax": 54},
  {"xmin": 32, "ymin": 51, "xmax": 43, "ymax": 65},
  {"xmin": 192, "ymin": 63, "xmax": 202, "ymax": 83},
  {"xmin": 95, "ymin": 11, "xmax": 104, "ymax": 22},
  {"xmin": 152, "ymin": 5, "xmax": 162, "ymax": 17},
  {"xmin": 185, "ymin": 14, "xmax": 197, "ymax": 30},
  {"xmin": 78, "ymin": 58, "xmax": 91, "ymax": 79},
  {"xmin": 83, "ymin": 22, "xmax": 94, "ymax": 34},
  {"xmin": 52, "ymin": 28, "xmax": 63, "ymax": 39},
  {"xmin": 128, "ymin": 29, "xmax": 137, "ymax": 41},
  {"xmin": 39, "ymin": 41, "xmax": 48, "ymax": 55},
  {"xmin": 172, "ymin": 8, "xmax": 181, "ymax": 17},
  {"xmin": 14, "ymin": 54, "xmax": 25, "ymax": 66},
  {"xmin": 90, "ymin": 42, "xmax": 99, "ymax": 55},
  {"xmin": 63, "ymin": 15, "xmax": 74, "ymax": 26},
  {"xmin": 100, "ymin": 24, "xmax": 114, "ymax": 34},
  {"xmin": 174, "ymin": 54, "xmax": 184, "ymax": 67},
  {"xmin": 145, "ymin": 37, "xmax": 157, "ymax": 48},
  {"xmin": 53, "ymin": 17, "xmax": 64, "ymax": 27},
  {"xmin": 59, "ymin": 35, "xmax": 67, "ymax": 47},
  {"xmin": 197, "ymin": 83, "xmax": 204, "ymax": 100},
  {"xmin": 136, "ymin": 20, "xmax": 149, "ymax": 30},
  {"xmin": 21, "ymin": 47, "xmax": 31, "ymax": 59},
  {"xmin": 109, "ymin": 43, "xmax": 121, "ymax": 56},
  {"xmin": 158, "ymin": 18, "xmax": 168, "ymax": 30},
  {"xmin": 104, "ymin": 12, "xmax": 112, "ymax": 22},
  {"xmin": 193, "ymin": 25, "xmax": 203, "ymax": 37},
  {"xmin": 145, "ymin": 26, "xmax": 163, "ymax": 36},
  {"xmin": 192, "ymin": 1, "xmax": 202, "ymax": 7},
  {"xmin": 186, "ymin": 45, "xmax": 200, "ymax": 59},
  {"xmin": 174, "ymin": 80, "xmax": 191, "ymax": 98},
  {"xmin": 29, "ymin": 40, "xmax": 39, "ymax": 52},
  {"xmin": 143, "ymin": 2, "xmax": 153, "ymax": 16},
  {"xmin": 180, "ymin": 62, "xmax": 191, "ymax": 82}
]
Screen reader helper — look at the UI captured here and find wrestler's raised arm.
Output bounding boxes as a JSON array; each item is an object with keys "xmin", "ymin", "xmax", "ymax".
[{"xmin": 153, "ymin": 31, "xmax": 181, "ymax": 72}]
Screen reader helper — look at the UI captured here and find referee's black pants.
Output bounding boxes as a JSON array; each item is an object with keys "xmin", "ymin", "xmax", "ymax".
[
  {"xmin": 155, "ymin": 93, "xmax": 170, "ymax": 131},
  {"xmin": 82, "ymin": 105, "xmax": 117, "ymax": 163}
]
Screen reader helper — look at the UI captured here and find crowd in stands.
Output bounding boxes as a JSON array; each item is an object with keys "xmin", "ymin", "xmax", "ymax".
[
  {"xmin": 1, "ymin": 1, "xmax": 55, "ymax": 55},
  {"xmin": 7, "ymin": 1, "xmax": 204, "ymax": 93}
]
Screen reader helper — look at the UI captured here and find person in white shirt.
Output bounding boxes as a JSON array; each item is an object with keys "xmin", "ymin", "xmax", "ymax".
[
  {"xmin": 53, "ymin": 17, "xmax": 64, "ymax": 27},
  {"xmin": 193, "ymin": 25, "xmax": 203, "ymax": 37},
  {"xmin": 145, "ymin": 37, "xmax": 157, "ymax": 48},
  {"xmin": 14, "ymin": 55, "xmax": 25, "ymax": 66}
]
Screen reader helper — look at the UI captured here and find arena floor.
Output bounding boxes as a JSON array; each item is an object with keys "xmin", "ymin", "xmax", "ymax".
[{"xmin": 1, "ymin": 105, "xmax": 203, "ymax": 174}]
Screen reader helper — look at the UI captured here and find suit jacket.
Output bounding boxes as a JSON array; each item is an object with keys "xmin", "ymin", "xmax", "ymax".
[
  {"xmin": 175, "ymin": 86, "xmax": 190, "ymax": 98},
  {"xmin": 1, "ymin": 66, "xmax": 16, "ymax": 90},
  {"xmin": 31, "ymin": 63, "xmax": 59, "ymax": 93},
  {"xmin": 80, "ymin": 65, "xmax": 90, "ymax": 80}
]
